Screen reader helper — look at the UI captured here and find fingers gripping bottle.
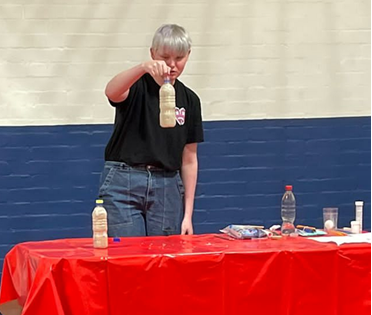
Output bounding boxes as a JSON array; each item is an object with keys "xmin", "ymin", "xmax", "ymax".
[
  {"xmin": 92, "ymin": 199, "xmax": 108, "ymax": 248},
  {"xmin": 159, "ymin": 77, "xmax": 176, "ymax": 128},
  {"xmin": 281, "ymin": 185, "xmax": 296, "ymax": 235}
]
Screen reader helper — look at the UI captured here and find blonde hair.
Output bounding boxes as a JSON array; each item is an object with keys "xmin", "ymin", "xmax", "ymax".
[{"xmin": 151, "ymin": 24, "xmax": 192, "ymax": 54}]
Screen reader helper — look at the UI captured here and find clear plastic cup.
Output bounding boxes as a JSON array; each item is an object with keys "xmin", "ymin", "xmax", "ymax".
[{"xmin": 323, "ymin": 207, "xmax": 338, "ymax": 230}]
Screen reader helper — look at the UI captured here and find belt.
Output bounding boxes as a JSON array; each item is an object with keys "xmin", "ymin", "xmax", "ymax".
[
  {"xmin": 132, "ymin": 164, "xmax": 163, "ymax": 171},
  {"xmin": 132, "ymin": 164, "xmax": 179, "ymax": 174},
  {"xmin": 106, "ymin": 161, "xmax": 171, "ymax": 172}
]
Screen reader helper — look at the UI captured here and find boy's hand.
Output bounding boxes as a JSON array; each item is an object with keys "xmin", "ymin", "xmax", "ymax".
[
  {"xmin": 143, "ymin": 60, "xmax": 170, "ymax": 80},
  {"xmin": 181, "ymin": 217, "xmax": 193, "ymax": 235}
]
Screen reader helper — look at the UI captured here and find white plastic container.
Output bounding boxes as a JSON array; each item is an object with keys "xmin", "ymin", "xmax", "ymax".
[
  {"xmin": 350, "ymin": 220, "xmax": 360, "ymax": 234},
  {"xmin": 92, "ymin": 199, "xmax": 108, "ymax": 248},
  {"xmin": 355, "ymin": 201, "xmax": 363, "ymax": 233}
]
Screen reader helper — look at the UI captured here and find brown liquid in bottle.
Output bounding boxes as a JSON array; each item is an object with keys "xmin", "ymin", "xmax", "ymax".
[{"xmin": 159, "ymin": 78, "xmax": 176, "ymax": 128}]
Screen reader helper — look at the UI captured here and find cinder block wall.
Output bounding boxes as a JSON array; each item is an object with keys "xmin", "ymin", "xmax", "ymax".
[
  {"xmin": 0, "ymin": 0, "xmax": 370, "ymax": 280},
  {"xmin": 0, "ymin": 0, "xmax": 370, "ymax": 125}
]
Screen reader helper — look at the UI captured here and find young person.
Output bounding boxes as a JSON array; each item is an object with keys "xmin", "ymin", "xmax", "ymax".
[{"xmin": 97, "ymin": 24, "xmax": 204, "ymax": 237}]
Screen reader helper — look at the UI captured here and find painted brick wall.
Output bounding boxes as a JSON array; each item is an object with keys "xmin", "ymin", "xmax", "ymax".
[
  {"xmin": 0, "ymin": 117, "xmax": 370, "ymax": 281},
  {"xmin": 0, "ymin": 0, "xmax": 370, "ymax": 126},
  {"xmin": 195, "ymin": 117, "xmax": 371, "ymax": 232}
]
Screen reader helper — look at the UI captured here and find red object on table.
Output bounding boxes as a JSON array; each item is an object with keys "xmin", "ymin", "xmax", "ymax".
[{"xmin": 0, "ymin": 234, "xmax": 370, "ymax": 315}]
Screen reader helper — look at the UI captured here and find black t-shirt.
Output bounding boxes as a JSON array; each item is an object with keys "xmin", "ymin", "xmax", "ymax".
[{"xmin": 104, "ymin": 74, "xmax": 204, "ymax": 171}]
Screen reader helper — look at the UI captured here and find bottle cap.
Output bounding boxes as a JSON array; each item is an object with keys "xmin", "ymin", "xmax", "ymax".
[
  {"xmin": 96, "ymin": 199, "xmax": 104, "ymax": 204},
  {"xmin": 285, "ymin": 185, "xmax": 293, "ymax": 191},
  {"xmin": 355, "ymin": 201, "xmax": 364, "ymax": 206},
  {"xmin": 113, "ymin": 237, "xmax": 121, "ymax": 242},
  {"xmin": 163, "ymin": 76, "xmax": 170, "ymax": 83}
]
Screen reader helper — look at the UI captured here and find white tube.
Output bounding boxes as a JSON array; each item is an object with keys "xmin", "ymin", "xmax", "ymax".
[{"xmin": 355, "ymin": 201, "xmax": 364, "ymax": 233}]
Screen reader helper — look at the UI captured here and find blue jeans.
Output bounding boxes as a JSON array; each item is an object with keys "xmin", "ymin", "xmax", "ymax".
[{"xmin": 97, "ymin": 161, "xmax": 185, "ymax": 237}]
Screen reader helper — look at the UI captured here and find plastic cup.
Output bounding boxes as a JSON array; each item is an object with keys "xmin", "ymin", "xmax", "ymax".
[{"xmin": 323, "ymin": 208, "xmax": 338, "ymax": 230}]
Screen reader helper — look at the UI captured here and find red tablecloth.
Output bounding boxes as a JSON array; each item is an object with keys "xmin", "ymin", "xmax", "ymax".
[{"xmin": 0, "ymin": 234, "xmax": 370, "ymax": 315}]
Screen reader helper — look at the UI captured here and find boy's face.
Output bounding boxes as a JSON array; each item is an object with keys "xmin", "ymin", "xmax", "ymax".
[{"xmin": 151, "ymin": 47, "xmax": 190, "ymax": 81}]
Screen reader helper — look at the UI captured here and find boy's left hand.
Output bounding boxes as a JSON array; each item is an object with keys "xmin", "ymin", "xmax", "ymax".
[{"xmin": 181, "ymin": 218, "xmax": 193, "ymax": 235}]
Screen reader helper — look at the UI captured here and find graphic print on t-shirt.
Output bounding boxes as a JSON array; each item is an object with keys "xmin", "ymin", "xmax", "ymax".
[{"xmin": 175, "ymin": 107, "xmax": 185, "ymax": 125}]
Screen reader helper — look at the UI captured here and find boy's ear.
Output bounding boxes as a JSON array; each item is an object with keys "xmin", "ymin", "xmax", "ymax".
[{"xmin": 150, "ymin": 48, "xmax": 155, "ymax": 59}]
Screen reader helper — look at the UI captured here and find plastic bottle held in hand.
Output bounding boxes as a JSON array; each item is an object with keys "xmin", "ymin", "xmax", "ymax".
[
  {"xmin": 159, "ymin": 77, "xmax": 176, "ymax": 128},
  {"xmin": 281, "ymin": 185, "xmax": 296, "ymax": 235},
  {"xmin": 92, "ymin": 199, "xmax": 108, "ymax": 248}
]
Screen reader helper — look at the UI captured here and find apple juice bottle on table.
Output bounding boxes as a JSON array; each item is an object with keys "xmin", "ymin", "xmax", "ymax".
[{"xmin": 92, "ymin": 199, "xmax": 108, "ymax": 248}]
